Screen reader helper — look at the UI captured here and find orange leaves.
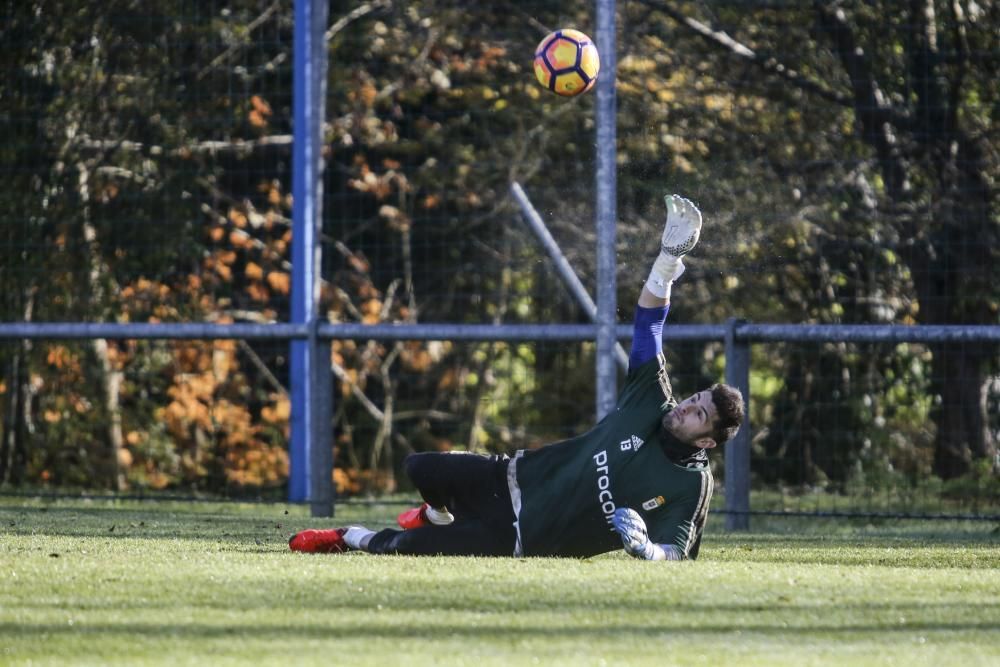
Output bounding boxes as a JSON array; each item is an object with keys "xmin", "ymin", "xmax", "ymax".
[
  {"xmin": 246, "ymin": 282, "xmax": 270, "ymax": 303},
  {"xmin": 202, "ymin": 179, "xmax": 293, "ymax": 308},
  {"xmin": 361, "ymin": 298, "xmax": 383, "ymax": 324},
  {"xmin": 228, "ymin": 207, "xmax": 248, "ymax": 228},
  {"xmin": 102, "ymin": 344, "xmax": 126, "ymax": 370},
  {"xmin": 248, "ymin": 94, "xmax": 272, "ymax": 129},
  {"xmin": 348, "ymin": 163, "xmax": 392, "ymax": 199},
  {"xmin": 400, "ymin": 340, "xmax": 434, "ymax": 372},
  {"xmin": 216, "ymin": 397, "xmax": 288, "ymax": 486},
  {"xmin": 226, "ymin": 444, "xmax": 289, "ymax": 486},
  {"xmin": 265, "ymin": 181, "xmax": 283, "ymax": 207},
  {"xmin": 245, "ymin": 262, "xmax": 264, "ymax": 281},
  {"xmin": 223, "ymin": 394, "xmax": 289, "ymax": 486},
  {"xmin": 117, "ymin": 446, "xmax": 133, "ymax": 469},
  {"xmin": 266, "ymin": 271, "xmax": 290, "ymax": 295},
  {"xmin": 261, "ymin": 395, "xmax": 290, "ymax": 424},
  {"xmin": 119, "ymin": 277, "xmax": 184, "ymax": 324},
  {"xmin": 348, "ymin": 161, "xmax": 410, "ymax": 202},
  {"xmin": 164, "ymin": 344, "xmax": 232, "ymax": 440},
  {"xmin": 46, "ymin": 345, "xmax": 81, "ymax": 374},
  {"xmin": 333, "ymin": 467, "xmax": 396, "ymax": 495},
  {"xmin": 229, "ymin": 229, "xmax": 253, "ymax": 249},
  {"xmin": 359, "ymin": 82, "xmax": 377, "ymax": 108},
  {"xmin": 164, "ymin": 378, "xmax": 214, "ymax": 438},
  {"xmin": 333, "ymin": 468, "xmax": 358, "ymax": 495},
  {"xmin": 203, "ymin": 249, "xmax": 237, "ymax": 282},
  {"xmin": 154, "ymin": 342, "xmax": 291, "ymax": 487},
  {"xmin": 251, "ymin": 94, "xmax": 272, "ymax": 115},
  {"xmin": 249, "ymin": 109, "xmax": 268, "ymax": 128},
  {"xmin": 211, "ymin": 400, "xmax": 256, "ymax": 447},
  {"xmin": 269, "ymin": 232, "xmax": 288, "ymax": 256},
  {"xmin": 29, "ymin": 250, "xmax": 301, "ymax": 494},
  {"xmin": 173, "ymin": 343, "xmax": 211, "ymax": 374},
  {"xmin": 121, "ymin": 277, "xmax": 171, "ymax": 303}
]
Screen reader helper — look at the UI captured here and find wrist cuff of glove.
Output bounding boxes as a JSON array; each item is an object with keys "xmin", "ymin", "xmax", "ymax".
[
  {"xmin": 644, "ymin": 253, "xmax": 685, "ymax": 299},
  {"xmin": 642, "ymin": 543, "xmax": 683, "ymax": 561}
]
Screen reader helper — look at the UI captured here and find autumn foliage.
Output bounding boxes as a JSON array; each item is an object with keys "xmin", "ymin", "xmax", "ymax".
[{"xmin": 1, "ymin": 1, "xmax": 996, "ymax": 498}]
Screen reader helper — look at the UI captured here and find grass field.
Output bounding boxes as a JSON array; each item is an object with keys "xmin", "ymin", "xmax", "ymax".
[{"xmin": 1, "ymin": 496, "xmax": 998, "ymax": 666}]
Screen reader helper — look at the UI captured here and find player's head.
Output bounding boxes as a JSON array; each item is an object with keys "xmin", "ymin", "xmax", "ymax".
[{"xmin": 663, "ymin": 383, "xmax": 745, "ymax": 449}]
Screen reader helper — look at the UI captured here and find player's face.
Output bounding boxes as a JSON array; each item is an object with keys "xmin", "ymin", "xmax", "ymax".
[{"xmin": 665, "ymin": 390, "xmax": 718, "ymax": 448}]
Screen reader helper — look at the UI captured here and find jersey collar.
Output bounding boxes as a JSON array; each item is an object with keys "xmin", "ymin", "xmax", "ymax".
[{"xmin": 658, "ymin": 428, "xmax": 709, "ymax": 469}]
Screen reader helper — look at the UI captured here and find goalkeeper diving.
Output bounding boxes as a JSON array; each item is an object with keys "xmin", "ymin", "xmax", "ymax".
[{"xmin": 290, "ymin": 194, "xmax": 746, "ymax": 561}]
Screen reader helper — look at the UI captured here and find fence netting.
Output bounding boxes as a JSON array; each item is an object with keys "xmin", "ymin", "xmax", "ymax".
[{"xmin": 2, "ymin": 1, "xmax": 997, "ymax": 518}]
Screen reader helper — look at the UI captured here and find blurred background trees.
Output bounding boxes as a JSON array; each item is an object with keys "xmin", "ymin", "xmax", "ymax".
[{"xmin": 1, "ymin": 0, "xmax": 996, "ymax": 498}]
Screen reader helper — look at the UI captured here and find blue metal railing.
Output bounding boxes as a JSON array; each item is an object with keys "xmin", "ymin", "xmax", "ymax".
[
  {"xmin": 3, "ymin": 322, "xmax": 997, "ymax": 343},
  {"xmin": 2, "ymin": 319, "xmax": 997, "ymax": 525}
]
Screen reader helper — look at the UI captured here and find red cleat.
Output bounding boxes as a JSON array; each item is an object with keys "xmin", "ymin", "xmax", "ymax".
[
  {"xmin": 397, "ymin": 503, "xmax": 454, "ymax": 529},
  {"xmin": 397, "ymin": 503, "xmax": 430, "ymax": 530},
  {"xmin": 289, "ymin": 527, "xmax": 349, "ymax": 553}
]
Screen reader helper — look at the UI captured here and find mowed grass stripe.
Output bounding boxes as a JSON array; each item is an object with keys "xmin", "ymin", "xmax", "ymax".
[{"xmin": 1, "ymin": 498, "xmax": 998, "ymax": 666}]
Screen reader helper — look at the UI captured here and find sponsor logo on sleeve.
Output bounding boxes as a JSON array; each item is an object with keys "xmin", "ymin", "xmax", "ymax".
[{"xmin": 641, "ymin": 495, "xmax": 665, "ymax": 511}]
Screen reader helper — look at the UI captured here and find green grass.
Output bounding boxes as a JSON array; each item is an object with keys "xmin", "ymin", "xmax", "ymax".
[{"xmin": 1, "ymin": 497, "xmax": 999, "ymax": 666}]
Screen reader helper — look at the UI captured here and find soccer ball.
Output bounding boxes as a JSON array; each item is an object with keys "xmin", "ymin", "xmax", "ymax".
[{"xmin": 533, "ymin": 29, "xmax": 600, "ymax": 97}]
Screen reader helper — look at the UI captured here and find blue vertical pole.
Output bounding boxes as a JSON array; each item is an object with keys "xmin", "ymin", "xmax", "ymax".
[
  {"xmin": 594, "ymin": 0, "xmax": 618, "ymax": 419},
  {"xmin": 290, "ymin": 0, "xmax": 332, "ymax": 515},
  {"xmin": 724, "ymin": 318, "xmax": 751, "ymax": 530}
]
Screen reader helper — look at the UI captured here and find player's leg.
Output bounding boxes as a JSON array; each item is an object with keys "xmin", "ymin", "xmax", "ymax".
[{"xmin": 363, "ymin": 519, "xmax": 516, "ymax": 557}]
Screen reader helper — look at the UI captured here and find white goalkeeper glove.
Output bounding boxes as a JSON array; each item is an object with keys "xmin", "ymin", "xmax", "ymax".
[
  {"xmin": 644, "ymin": 194, "xmax": 703, "ymax": 300},
  {"xmin": 612, "ymin": 507, "xmax": 682, "ymax": 561}
]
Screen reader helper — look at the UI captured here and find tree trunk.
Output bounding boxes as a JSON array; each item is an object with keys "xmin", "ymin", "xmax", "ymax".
[
  {"xmin": 2, "ymin": 290, "xmax": 37, "ymax": 485},
  {"xmin": 906, "ymin": 0, "xmax": 996, "ymax": 477},
  {"xmin": 78, "ymin": 162, "xmax": 126, "ymax": 490},
  {"xmin": 92, "ymin": 337, "xmax": 125, "ymax": 490},
  {"xmin": 928, "ymin": 344, "xmax": 994, "ymax": 479},
  {"xmin": 1, "ymin": 350, "xmax": 22, "ymax": 484}
]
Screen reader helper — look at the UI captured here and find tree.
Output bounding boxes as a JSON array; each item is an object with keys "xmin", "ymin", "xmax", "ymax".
[
  {"xmin": 3, "ymin": 0, "xmax": 994, "ymax": 494},
  {"xmin": 633, "ymin": 0, "xmax": 998, "ymax": 479}
]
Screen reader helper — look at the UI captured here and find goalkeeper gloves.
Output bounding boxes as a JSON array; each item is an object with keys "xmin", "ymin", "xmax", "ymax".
[
  {"xmin": 644, "ymin": 194, "xmax": 703, "ymax": 300},
  {"xmin": 612, "ymin": 507, "xmax": 683, "ymax": 561}
]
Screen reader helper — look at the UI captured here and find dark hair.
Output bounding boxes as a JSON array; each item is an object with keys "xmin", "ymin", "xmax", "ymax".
[{"xmin": 709, "ymin": 383, "xmax": 745, "ymax": 445}]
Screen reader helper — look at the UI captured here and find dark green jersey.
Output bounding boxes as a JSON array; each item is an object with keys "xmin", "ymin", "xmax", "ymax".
[{"xmin": 508, "ymin": 355, "xmax": 714, "ymax": 559}]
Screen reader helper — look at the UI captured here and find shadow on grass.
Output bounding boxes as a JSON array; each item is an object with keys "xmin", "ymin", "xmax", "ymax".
[
  {"xmin": 9, "ymin": 574, "xmax": 1000, "ymax": 616},
  {"xmin": 2, "ymin": 613, "xmax": 998, "ymax": 642},
  {"xmin": 0, "ymin": 504, "xmax": 388, "ymax": 542}
]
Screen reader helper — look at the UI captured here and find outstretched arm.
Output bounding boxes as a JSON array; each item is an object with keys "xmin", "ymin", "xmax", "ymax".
[{"xmin": 629, "ymin": 195, "xmax": 703, "ymax": 369}]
